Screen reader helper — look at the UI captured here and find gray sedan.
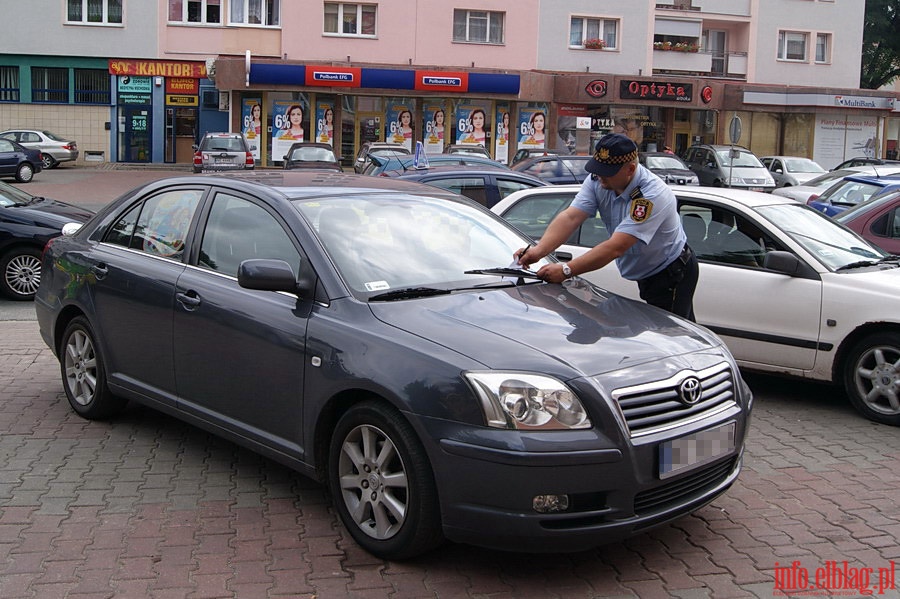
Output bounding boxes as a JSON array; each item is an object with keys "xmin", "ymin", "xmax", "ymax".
[{"xmin": 35, "ymin": 171, "xmax": 751, "ymax": 559}]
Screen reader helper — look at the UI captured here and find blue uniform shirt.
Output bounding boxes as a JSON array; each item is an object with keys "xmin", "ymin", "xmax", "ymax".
[{"xmin": 571, "ymin": 164, "xmax": 686, "ymax": 281}]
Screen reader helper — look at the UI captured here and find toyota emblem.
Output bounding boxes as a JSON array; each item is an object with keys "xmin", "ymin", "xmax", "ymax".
[{"xmin": 678, "ymin": 377, "xmax": 702, "ymax": 406}]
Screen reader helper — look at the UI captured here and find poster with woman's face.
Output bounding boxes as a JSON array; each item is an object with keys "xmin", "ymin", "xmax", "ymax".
[
  {"xmin": 423, "ymin": 103, "xmax": 446, "ymax": 155},
  {"xmin": 494, "ymin": 105, "xmax": 510, "ymax": 163},
  {"xmin": 242, "ymin": 98, "xmax": 262, "ymax": 160},
  {"xmin": 517, "ymin": 106, "xmax": 548, "ymax": 149},
  {"xmin": 387, "ymin": 102, "xmax": 414, "ymax": 151},
  {"xmin": 272, "ymin": 99, "xmax": 307, "ymax": 162},
  {"xmin": 316, "ymin": 101, "xmax": 334, "ymax": 146},
  {"xmin": 455, "ymin": 104, "xmax": 489, "ymax": 147}
]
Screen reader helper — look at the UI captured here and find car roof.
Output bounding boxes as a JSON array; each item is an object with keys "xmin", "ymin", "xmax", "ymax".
[
  {"xmin": 396, "ymin": 164, "xmax": 542, "ymax": 179},
  {"xmin": 494, "ymin": 183, "xmax": 797, "ymax": 213},
  {"xmin": 839, "ymin": 172, "xmax": 900, "ymax": 186},
  {"xmin": 158, "ymin": 171, "xmax": 466, "ymax": 202}
]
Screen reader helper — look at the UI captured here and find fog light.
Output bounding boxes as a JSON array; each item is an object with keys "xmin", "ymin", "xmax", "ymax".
[{"xmin": 533, "ymin": 494, "xmax": 569, "ymax": 513}]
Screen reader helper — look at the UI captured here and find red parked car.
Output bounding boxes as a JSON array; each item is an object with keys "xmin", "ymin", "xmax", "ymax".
[{"xmin": 833, "ymin": 189, "xmax": 900, "ymax": 255}]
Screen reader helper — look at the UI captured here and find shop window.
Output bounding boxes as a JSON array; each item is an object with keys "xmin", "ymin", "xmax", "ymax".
[
  {"xmin": 229, "ymin": 0, "xmax": 279, "ymax": 26},
  {"xmin": 66, "ymin": 0, "xmax": 123, "ymax": 24},
  {"xmin": 815, "ymin": 33, "xmax": 831, "ymax": 64},
  {"xmin": 777, "ymin": 31, "xmax": 808, "ymax": 62},
  {"xmin": 0, "ymin": 66, "xmax": 19, "ymax": 103},
  {"xmin": 32, "ymin": 67, "xmax": 68, "ymax": 104},
  {"xmin": 569, "ymin": 16, "xmax": 618, "ymax": 50},
  {"xmin": 324, "ymin": 3, "xmax": 376, "ymax": 36},
  {"xmin": 74, "ymin": 69, "xmax": 110, "ymax": 105},
  {"xmin": 169, "ymin": 0, "xmax": 222, "ymax": 24},
  {"xmin": 453, "ymin": 10, "xmax": 504, "ymax": 44}
]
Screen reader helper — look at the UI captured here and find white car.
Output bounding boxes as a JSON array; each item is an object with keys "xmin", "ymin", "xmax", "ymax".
[
  {"xmin": 0, "ymin": 129, "xmax": 79, "ymax": 169},
  {"xmin": 773, "ymin": 165, "xmax": 900, "ymax": 203},
  {"xmin": 760, "ymin": 156, "xmax": 826, "ymax": 187},
  {"xmin": 493, "ymin": 184, "xmax": 900, "ymax": 426}
]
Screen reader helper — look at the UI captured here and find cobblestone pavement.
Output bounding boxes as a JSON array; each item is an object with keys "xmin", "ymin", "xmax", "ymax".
[{"xmin": 1, "ymin": 320, "xmax": 899, "ymax": 598}]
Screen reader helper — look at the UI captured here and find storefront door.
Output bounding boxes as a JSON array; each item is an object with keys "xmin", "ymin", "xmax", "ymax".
[
  {"xmin": 165, "ymin": 107, "xmax": 198, "ymax": 164},
  {"xmin": 356, "ymin": 112, "xmax": 384, "ymax": 156},
  {"xmin": 120, "ymin": 106, "xmax": 151, "ymax": 163}
]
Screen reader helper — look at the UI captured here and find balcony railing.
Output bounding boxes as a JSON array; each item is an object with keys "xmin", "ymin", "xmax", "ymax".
[{"xmin": 653, "ymin": 49, "xmax": 748, "ymax": 80}]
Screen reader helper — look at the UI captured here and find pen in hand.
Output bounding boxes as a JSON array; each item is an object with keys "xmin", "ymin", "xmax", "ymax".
[{"xmin": 516, "ymin": 244, "xmax": 533, "ymax": 266}]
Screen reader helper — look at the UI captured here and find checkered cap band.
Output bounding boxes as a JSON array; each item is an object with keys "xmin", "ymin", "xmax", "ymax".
[{"xmin": 592, "ymin": 148, "xmax": 637, "ymax": 166}]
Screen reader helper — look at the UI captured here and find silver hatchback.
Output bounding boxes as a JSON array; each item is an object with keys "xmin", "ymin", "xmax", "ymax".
[{"xmin": 192, "ymin": 132, "xmax": 254, "ymax": 173}]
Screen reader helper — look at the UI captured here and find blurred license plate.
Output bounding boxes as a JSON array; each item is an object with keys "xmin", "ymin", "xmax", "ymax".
[
  {"xmin": 748, "ymin": 187, "xmax": 764, "ymax": 192},
  {"xmin": 215, "ymin": 158, "xmax": 232, "ymax": 164},
  {"xmin": 659, "ymin": 422, "xmax": 735, "ymax": 479}
]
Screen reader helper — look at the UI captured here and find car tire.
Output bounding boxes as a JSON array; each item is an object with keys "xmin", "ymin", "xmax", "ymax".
[
  {"xmin": 843, "ymin": 332, "xmax": 900, "ymax": 426},
  {"xmin": 60, "ymin": 316, "xmax": 127, "ymax": 420},
  {"xmin": 15, "ymin": 162, "xmax": 35, "ymax": 183},
  {"xmin": 0, "ymin": 247, "xmax": 43, "ymax": 300},
  {"xmin": 41, "ymin": 153, "xmax": 57, "ymax": 169},
  {"xmin": 328, "ymin": 400, "xmax": 443, "ymax": 560},
  {"xmin": 193, "ymin": 166, "xmax": 202, "ymax": 174}
]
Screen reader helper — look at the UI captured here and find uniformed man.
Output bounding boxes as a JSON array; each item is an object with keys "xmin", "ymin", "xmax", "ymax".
[{"xmin": 517, "ymin": 133, "xmax": 699, "ymax": 321}]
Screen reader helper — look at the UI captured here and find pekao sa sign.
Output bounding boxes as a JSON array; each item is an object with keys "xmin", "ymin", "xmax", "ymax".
[{"xmin": 619, "ymin": 80, "xmax": 693, "ymax": 102}]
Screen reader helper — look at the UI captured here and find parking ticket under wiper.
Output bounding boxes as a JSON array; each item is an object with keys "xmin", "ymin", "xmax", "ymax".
[{"xmin": 464, "ymin": 267, "xmax": 543, "ymax": 279}]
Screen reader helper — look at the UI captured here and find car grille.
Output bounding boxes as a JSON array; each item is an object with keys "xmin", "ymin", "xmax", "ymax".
[
  {"xmin": 611, "ymin": 362, "xmax": 736, "ymax": 438},
  {"xmin": 634, "ymin": 456, "xmax": 737, "ymax": 516}
]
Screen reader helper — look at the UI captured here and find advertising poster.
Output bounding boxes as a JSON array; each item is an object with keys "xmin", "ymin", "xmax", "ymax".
[
  {"xmin": 812, "ymin": 113, "xmax": 880, "ymax": 169},
  {"xmin": 517, "ymin": 105, "xmax": 548, "ymax": 149},
  {"xmin": 455, "ymin": 103, "xmax": 490, "ymax": 147},
  {"xmin": 315, "ymin": 101, "xmax": 335, "ymax": 146},
  {"xmin": 242, "ymin": 98, "xmax": 262, "ymax": 160},
  {"xmin": 423, "ymin": 102, "xmax": 446, "ymax": 155},
  {"xmin": 494, "ymin": 104, "xmax": 511, "ymax": 163},
  {"xmin": 387, "ymin": 101, "xmax": 414, "ymax": 151},
  {"xmin": 272, "ymin": 99, "xmax": 307, "ymax": 162}
]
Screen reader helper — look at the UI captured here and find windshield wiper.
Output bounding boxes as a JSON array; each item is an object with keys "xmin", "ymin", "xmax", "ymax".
[
  {"xmin": 836, "ymin": 260, "xmax": 878, "ymax": 271},
  {"xmin": 464, "ymin": 267, "xmax": 543, "ymax": 279},
  {"xmin": 368, "ymin": 287, "xmax": 451, "ymax": 301}
]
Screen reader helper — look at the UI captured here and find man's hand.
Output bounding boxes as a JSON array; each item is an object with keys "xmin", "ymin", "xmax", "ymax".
[
  {"xmin": 536, "ymin": 263, "xmax": 568, "ymax": 283},
  {"xmin": 515, "ymin": 245, "xmax": 539, "ymax": 268}
]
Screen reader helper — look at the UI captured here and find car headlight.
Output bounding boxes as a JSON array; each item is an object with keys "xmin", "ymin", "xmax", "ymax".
[{"xmin": 465, "ymin": 372, "xmax": 592, "ymax": 430}]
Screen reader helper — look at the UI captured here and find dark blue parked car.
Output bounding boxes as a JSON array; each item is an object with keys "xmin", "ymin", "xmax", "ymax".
[
  {"xmin": 35, "ymin": 171, "xmax": 750, "ymax": 560},
  {"xmin": 808, "ymin": 172, "xmax": 900, "ymax": 216}
]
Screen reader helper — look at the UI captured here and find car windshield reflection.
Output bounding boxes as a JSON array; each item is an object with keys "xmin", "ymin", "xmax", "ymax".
[
  {"xmin": 295, "ymin": 194, "xmax": 548, "ymax": 295},
  {"xmin": 758, "ymin": 204, "xmax": 886, "ymax": 270}
]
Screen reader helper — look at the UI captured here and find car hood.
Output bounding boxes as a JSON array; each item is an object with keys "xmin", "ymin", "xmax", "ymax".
[
  {"xmin": 11, "ymin": 198, "xmax": 94, "ymax": 227},
  {"xmin": 650, "ymin": 167, "xmax": 695, "ymax": 178},
  {"xmin": 789, "ymin": 172, "xmax": 821, "ymax": 185},
  {"xmin": 369, "ymin": 280, "xmax": 719, "ymax": 378}
]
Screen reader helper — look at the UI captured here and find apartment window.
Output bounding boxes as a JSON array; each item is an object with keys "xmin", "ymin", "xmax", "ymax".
[
  {"xmin": 74, "ymin": 69, "xmax": 110, "ymax": 104},
  {"xmin": 815, "ymin": 33, "xmax": 831, "ymax": 63},
  {"xmin": 570, "ymin": 17, "xmax": 618, "ymax": 50},
  {"xmin": 32, "ymin": 68, "xmax": 68, "ymax": 103},
  {"xmin": 0, "ymin": 67, "xmax": 19, "ymax": 102},
  {"xmin": 453, "ymin": 10, "xmax": 504, "ymax": 44},
  {"xmin": 777, "ymin": 31, "xmax": 808, "ymax": 61},
  {"xmin": 168, "ymin": 0, "xmax": 222, "ymax": 23},
  {"xmin": 229, "ymin": 0, "xmax": 279, "ymax": 25},
  {"xmin": 324, "ymin": 3, "xmax": 376, "ymax": 36},
  {"xmin": 66, "ymin": 0, "xmax": 123, "ymax": 24}
]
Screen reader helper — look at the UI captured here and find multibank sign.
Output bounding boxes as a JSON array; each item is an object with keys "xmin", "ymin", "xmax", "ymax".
[{"xmin": 743, "ymin": 90, "xmax": 894, "ymax": 111}]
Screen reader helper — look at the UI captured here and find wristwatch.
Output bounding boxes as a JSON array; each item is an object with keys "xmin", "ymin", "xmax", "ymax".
[{"xmin": 562, "ymin": 263, "xmax": 572, "ymax": 278}]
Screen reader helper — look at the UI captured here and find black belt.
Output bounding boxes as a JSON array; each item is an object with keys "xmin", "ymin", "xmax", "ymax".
[{"xmin": 641, "ymin": 244, "xmax": 692, "ymax": 284}]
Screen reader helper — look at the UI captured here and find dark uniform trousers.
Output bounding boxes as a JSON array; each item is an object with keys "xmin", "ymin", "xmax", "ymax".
[{"xmin": 636, "ymin": 244, "xmax": 699, "ymax": 322}]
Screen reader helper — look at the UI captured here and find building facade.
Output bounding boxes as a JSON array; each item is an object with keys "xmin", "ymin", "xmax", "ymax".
[{"xmin": 2, "ymin": 0, "xmax": 898, "ymax": 169}]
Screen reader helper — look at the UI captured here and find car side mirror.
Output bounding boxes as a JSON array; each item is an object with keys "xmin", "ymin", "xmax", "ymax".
[
  {"xmin": 763, "ymin": 251, "xmax": 818, "ymax": 279},
  {"xmin": 774, "ymin": 167, "xmax": 783, "ymax": 174},
  {"xmin": 238, "ymin": 259, "xmax": 308, "ymax": 295},
  {"xmin": 192, "ymin": 144, "xmax": 199, "ymax": 151}
]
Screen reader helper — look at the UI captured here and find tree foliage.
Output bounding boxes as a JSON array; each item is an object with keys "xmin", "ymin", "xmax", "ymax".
[{"xmin": 861, "ymin": 0, "xmax": 900, "ymax": 89}]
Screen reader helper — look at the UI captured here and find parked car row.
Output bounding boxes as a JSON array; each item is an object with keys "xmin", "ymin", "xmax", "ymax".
[{"xmin": 0, "ymin": 129, "xmax": 79, "ymax": 170}]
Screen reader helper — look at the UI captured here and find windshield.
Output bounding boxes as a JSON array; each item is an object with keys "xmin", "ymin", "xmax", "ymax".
[
  {"xmin": 0, "ymin": 181, "xmax": 34, "ymax": 207},
  {"xmin": 295, "ymin": 194, "xmax": 549, "ymax": 295},
  {"xmin": 757, "ymin": 204, "xmax": 886, "ymax": 270},
  {"xmin": 818, "ymin": 180, "xmax": 884, "ymax": 207},
  {"xmin": 716, "ymin": 149, "xmax": 764, "ymax": 168},
  {"xmin": 783, "ymin": 158, "xmax": 825, "ymax": 174},
  {"xmin": 646, "ymin": 155, "xmax": 688, "ymax": 170}
]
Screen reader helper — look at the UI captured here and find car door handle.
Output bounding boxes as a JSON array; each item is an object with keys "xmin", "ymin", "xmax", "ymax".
[
  {"xmin": 90, "ymin": 264, "xmax": 108, "ymax": 279},
  {"xmin": 555, "ymin": 251, "xmax": 573, "ymax": 262},
  {"xmin": 176, "ymin": 291, "xmax": 201, "ymax": 310}
]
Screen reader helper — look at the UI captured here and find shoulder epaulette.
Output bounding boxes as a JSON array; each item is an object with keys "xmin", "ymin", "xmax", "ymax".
[{"xmin": 629, "ymin": 186, "xmax": 643, "ymax": 200}]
